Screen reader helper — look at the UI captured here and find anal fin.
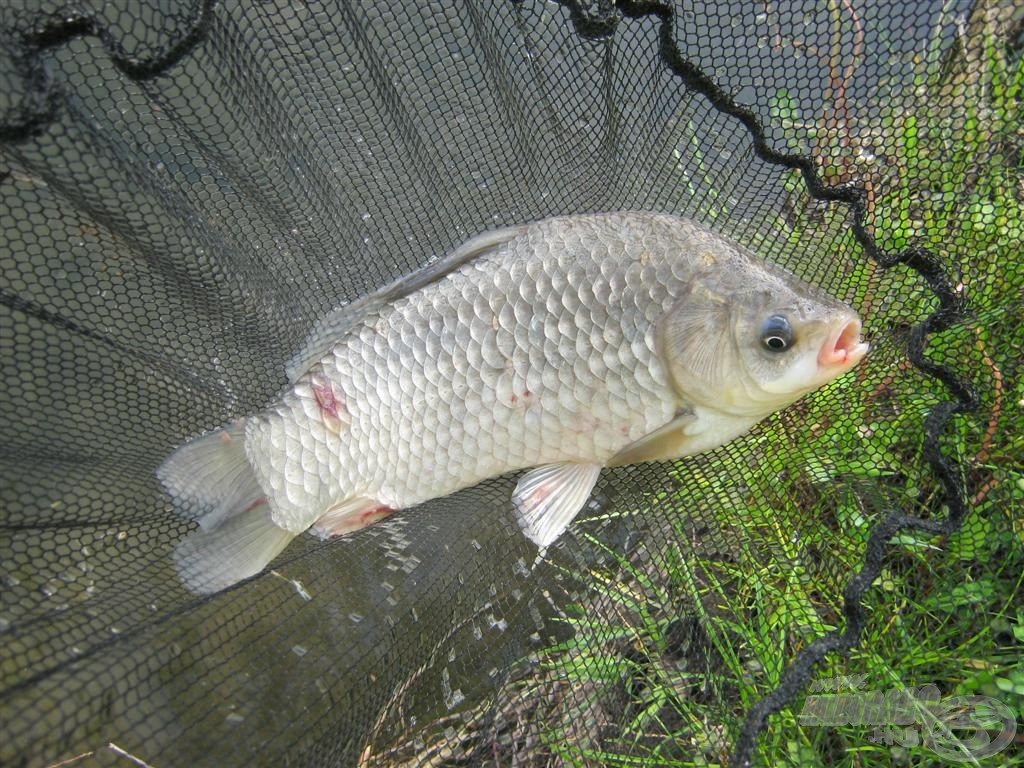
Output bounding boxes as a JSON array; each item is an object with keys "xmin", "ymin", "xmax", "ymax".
[
  {"xmin": 310, "ymin": 497, "xmax": 394, "ymax": 539},
  {"xmin": 512, "ymin": 463, "xmax": 602, "ymax": 548}
]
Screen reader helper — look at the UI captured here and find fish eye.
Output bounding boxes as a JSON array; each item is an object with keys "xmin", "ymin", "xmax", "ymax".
[{"xmin": 760, "ymin": 315, "xmax": 793, "ymax": 352}]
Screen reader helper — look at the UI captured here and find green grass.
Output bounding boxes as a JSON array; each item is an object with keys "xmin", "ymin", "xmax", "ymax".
[{"xmin": 527, "ymin": 5, "xmax": 1024, "ymax": 767}]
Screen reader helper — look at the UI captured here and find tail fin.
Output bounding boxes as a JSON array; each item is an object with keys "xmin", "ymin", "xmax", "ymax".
[{"xmin": 158, "ymin": 420, "xmax": 295, "ymax": 594}]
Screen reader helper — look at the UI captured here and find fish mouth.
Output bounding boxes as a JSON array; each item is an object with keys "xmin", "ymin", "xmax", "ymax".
[{"xmin": 817, "ymin": 317, "xmax": 869, "ymax": 371}]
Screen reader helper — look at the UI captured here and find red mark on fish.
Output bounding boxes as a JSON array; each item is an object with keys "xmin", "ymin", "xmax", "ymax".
[
  {"xmin": 317, "ymin": 503, "xmax": 394, "ymax": 537},
  {"xmin": 313, "ymin": 382, "xmax": 339, "ymax": 417},
  {"xmin": 509, "ymin": 388, "xmax": 534, "ymax": 406},
  {"xmin": 311, "ymin": 377, "xmax": 348, "ymax": 432},
  {"xmin": 360, "ymin": 504, "xmax": 394, "ymax": 525},
  {"xmin": 241, "ymin": 497, "xmax": 266, "ymax": 515}
]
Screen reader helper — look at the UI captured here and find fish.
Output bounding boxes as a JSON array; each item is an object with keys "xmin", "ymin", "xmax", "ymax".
[{"xmin": 159, "ymin": 212, "xmax": 869, "ymax": 593}]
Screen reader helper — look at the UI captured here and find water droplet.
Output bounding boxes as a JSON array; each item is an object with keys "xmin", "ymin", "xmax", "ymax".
[{"xmin": 441, "ymin": 667, "xmax": 465, "ymax": 710}]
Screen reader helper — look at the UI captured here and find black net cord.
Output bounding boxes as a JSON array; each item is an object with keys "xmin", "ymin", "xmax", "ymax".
[
  {"xmin": 0, "ymin": 1, "xmax": 216, "ymax": 143},
  {"xmin": 0, "ymin": 2, "xmax": 981, "ymax": 766}
]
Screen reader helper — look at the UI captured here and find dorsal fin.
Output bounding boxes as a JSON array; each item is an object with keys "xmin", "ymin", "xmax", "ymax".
[{"xmin": 285, "ymin": 223, "xmax": 529, "ymax": 382}]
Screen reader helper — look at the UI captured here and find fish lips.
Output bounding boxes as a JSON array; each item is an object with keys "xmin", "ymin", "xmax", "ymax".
[{"xmin": 817, "ymin": 317, "xmax": 870, "ymax": 372}]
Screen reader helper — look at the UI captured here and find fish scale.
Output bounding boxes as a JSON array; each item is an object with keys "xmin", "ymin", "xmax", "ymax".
[
  {"xmin": 160, "ymin": 211, "xmax": 869, "ymax": 592},
  {"xmin": 251, "ymin": 216, "xmax": 681, "ymax": 532}
]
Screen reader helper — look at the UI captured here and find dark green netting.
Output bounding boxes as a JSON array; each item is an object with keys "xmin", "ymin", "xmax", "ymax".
[{"xmin": 2, "ymin": 1, "xmax": 1021, "ymax": 766}]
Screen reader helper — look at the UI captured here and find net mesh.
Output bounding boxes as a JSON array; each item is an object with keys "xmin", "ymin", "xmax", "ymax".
[{"xmin": 2, "ymin": 1, "xmax": 1021, "ymax": 766}]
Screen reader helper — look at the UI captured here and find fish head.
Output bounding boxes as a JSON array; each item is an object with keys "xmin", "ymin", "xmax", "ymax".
[{"xmin": 659, "ymin": 260, "xmax": 869, "ymax": 417}]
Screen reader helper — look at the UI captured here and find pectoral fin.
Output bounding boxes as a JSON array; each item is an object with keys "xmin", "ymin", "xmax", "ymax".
[
  {"xmin": 512, "ymin": 462, "xmax": 602, "ymax": 548},
  {"xmin": 606, "ymin": 410, "xmax": 697, "ymax": 467}
]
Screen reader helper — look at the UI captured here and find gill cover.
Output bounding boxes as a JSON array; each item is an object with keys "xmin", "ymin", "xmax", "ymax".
[{"xmin": 655, "ymin": 279, "xmax": 735, "ymax": 406}]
